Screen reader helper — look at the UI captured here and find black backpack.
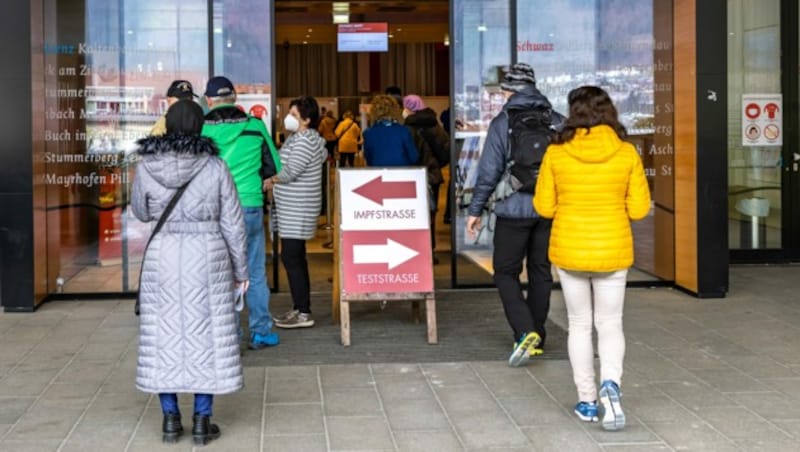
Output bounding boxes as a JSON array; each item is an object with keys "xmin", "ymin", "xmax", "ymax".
[{"xmin": 505, "ymin": 107, "xmax": 554, "ymax": 193}]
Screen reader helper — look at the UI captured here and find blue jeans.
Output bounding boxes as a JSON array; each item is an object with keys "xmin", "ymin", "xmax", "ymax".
[
  {"xmin": 241, "ymin": 207, "xmax": 273, "ymax": 337},
  {"xmin": 159, "ymin": 393, "xmax": 213, "ymax": 416}
]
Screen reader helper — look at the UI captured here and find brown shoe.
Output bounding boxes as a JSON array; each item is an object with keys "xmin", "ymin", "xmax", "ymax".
[{"xmin": 275, "ymin": 312, "xmax": 314, "ymax": 329}]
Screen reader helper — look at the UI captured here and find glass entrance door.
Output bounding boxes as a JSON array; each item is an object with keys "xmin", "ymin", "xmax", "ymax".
[
  {"xmin": 727, "ymin": 0, "xmax": 800, "ymax": 261},
  {"xmin": 39, "ymin": 0, "xmax": 274, "ymax": 295}
]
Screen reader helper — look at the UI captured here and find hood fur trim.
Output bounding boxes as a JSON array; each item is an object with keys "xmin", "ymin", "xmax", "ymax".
[{"xmin": 136, "ymin": 134, "xmax": 219, "ymax": 156}]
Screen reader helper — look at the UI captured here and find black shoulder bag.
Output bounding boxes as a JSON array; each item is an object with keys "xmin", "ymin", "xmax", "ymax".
[
  {"xmin": 134, "ymin": 179, "xmax": 193, "ymax": 316},
  {"xmin": 336, "ymin": 121, "xmax": 355, "ymax": 143}
]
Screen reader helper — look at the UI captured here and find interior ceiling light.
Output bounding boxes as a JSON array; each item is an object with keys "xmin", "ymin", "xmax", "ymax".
[
  {"xmin": 332, "ymin": 2, "xmax": 349, "ymax": 24},
  {"xmin": 477, "ymin": 24, "xmax": 488, "ymax": 32}
]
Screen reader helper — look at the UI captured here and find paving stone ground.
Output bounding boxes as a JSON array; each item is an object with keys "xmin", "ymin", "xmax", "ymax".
[{"xmin": 0, "ymin": 265, "xmax": 799, "ymax": 451}]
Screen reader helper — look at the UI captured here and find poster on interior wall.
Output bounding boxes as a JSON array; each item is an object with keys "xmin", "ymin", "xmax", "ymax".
[
  {"xmin": 236, "ymin": 92, "xmax": 272, "ymax": 134},
  {"xmin": 742, "ymin": 94, "xmax": 782, "ymax": 146}
]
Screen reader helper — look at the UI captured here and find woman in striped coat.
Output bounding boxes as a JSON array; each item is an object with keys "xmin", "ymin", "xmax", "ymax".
[{"xmin": 265, "ymin": 96, "xmax": 327, "ymax": 328}]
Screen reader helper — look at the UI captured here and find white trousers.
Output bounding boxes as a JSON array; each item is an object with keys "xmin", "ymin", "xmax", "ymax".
[{"xmin": 557, "ymin": 267, "xmax": 628, "ymax": 403}]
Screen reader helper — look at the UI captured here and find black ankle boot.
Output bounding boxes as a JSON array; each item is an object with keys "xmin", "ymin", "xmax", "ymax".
[
  {"xmin": 192, "ymin": 414, "xmax": 221, "ymax": 446},
  {"xmin": 162, "ymin": 413, "xmax": 183, "ymax": 443}
]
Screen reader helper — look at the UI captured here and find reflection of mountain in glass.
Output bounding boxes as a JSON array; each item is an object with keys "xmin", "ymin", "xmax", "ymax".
[{"xmin": 515, "ymin": 0, "xmax": 656, "ymax": 131}]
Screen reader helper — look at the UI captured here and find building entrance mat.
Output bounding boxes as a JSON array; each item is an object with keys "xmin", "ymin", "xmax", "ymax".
[{"xmin": 241, "ymin": 289, "xmax": 567, "ymax": 366}]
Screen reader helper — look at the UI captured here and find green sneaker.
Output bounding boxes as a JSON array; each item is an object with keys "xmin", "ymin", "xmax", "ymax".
[{"xmin": 508, "ymin": 332, "xmax": 541, "ymax": 367}]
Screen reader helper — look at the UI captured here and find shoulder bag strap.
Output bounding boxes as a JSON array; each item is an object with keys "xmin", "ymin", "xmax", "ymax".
[
  {"xmin": 135, "ymin": 175, "xmax": 195, "ymax": 316},
  {"xmin": 144, "ymin": 180, "xmax": 191, "ymax": 252},
  {"xmin": 336, "ymin": 121, "xmax": 355, "ymax": 140}
]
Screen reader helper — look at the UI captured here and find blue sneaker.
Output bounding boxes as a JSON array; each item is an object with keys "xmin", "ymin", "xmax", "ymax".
[
  {"xmin": 248, "ymin": 331, "xmax": 280, "ymax": 350},
  {"xmin": 599, "ymin": 380, "xmax": 625, "ymax": 431},
  {"xmin": 508, "ymin": 332, "xmax": 541, "ymax": 367},
  {"xmin": 574, "ymin": 401, "xmax": 599, "ymax": 422}
]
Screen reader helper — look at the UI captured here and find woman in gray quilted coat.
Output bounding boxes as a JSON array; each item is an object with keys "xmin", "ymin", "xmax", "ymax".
[{"xmin": 132, "ymin": 100, "xmax": 248, "ymax": 446}]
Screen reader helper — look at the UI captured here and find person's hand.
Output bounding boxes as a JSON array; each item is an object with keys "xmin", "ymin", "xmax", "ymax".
[
  {"xmin": 237, "ymin": 280, "xmax": 249, "ymax": 295},
  {"xmin": 466, "ymin": 215, "xmax": 481, "ymax": 239},
  {"xmin": 263, "ymin": 176, "xmax": 276, "ymax": 191}
]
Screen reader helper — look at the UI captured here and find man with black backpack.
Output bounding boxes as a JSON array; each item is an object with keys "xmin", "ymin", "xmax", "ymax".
[
  {"xmin": 466, "ymin": 63, "xmax": 564, "ymax": 367},
  {"xmin": 202, "ymin": 76, "xmax": 282, "ymax": 351}
]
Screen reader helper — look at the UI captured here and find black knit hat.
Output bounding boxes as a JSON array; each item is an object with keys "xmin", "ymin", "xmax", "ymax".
[
  {"xmin": 166, "ymin": 99, "xmax": 205, "ymax": 135},
  {"xmin": 500, "ymin": 62, "xmax": 536, "ymax": 92}
]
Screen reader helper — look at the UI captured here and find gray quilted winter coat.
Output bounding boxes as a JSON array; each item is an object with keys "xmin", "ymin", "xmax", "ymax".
[{"xmin": 132, "ymin": 134, "xmax": 247, "ymax": 394}]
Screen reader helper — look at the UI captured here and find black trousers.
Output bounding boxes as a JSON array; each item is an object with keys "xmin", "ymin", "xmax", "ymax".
[
  {"xmin": 320, "ymin": 162, "xmax": 328, "ymax": 214},
  {"xmin": 492, "ymin": 216, "xmax": 553, "ymax": 346},
  {"xmin": 443, "ymin": 176, "xmax": 453, "ymax": 223},
  {"xmin": 280, "ymin": 238, "xmax": 311, "ymax": 313},
  {"xmin": 429, "ymin": 183, "xmax": 441, "ymax": 250},
  {"xmin": 339, "ymin": 152, "xmax": 355, "ymax": 167},
  {"xmin": 320, "ymin": 141, "xmax": 336, "ymax": 214}
]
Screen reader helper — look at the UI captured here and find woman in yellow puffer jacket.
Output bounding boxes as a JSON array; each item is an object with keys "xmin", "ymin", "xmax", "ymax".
[
  {"xmin": 533, "ymin": 86, "xmax": 650, "ymax": 432},
  {"xmin": 335, "ymin": 110, "xmax": 362, "ymax": 167}
]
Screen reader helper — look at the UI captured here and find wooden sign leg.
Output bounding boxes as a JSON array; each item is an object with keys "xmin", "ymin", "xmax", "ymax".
[
  {"xmin": 426, "ymin": 294, "xmax": 437, "ymax": 344},
  {"xmin": 411, "ymin": 300, "xmax": 421, "ymax": 324},
  {"xmin": 340, "ymin": 299, "xmax": 351, "ymax": 346}
]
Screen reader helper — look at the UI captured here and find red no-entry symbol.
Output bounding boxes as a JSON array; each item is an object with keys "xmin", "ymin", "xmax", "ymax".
[{"xmin": 745, "ymin": 103, "xmax": 760, "ymax": 119}]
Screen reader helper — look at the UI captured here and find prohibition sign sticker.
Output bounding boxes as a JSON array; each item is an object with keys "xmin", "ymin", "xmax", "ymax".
[
  {"xmin": 744, "ymin": 103, "xmax": 760, "ymax": 119},
  {"xmin": 764, "ymin": 124, "xmax": 780, "ymax": 141},
  {"xmin": 745, "ymin": 124, "xmax": 760, "ymax": 140}
]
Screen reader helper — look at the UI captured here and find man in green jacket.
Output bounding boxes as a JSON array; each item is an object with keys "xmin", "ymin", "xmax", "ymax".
[{"xmin": 202, "ymin": 76, "xmax": 281, "ymax": 350}]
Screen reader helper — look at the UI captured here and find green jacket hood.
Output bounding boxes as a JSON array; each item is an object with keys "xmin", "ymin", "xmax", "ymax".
[{"xmin": 203, "ymin": 104, "xmax": 251, "ymax": 146}]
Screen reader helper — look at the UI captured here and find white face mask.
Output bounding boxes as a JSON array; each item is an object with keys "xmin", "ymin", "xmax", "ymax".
[{"xmin": 283, "ymin": 114, "xmax": 300, "ymax": 132}]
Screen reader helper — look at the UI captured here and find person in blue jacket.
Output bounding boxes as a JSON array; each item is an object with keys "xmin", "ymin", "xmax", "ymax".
[{"xmin": 362, "ymin": 94, "xmax": 419, "ymax": 166}]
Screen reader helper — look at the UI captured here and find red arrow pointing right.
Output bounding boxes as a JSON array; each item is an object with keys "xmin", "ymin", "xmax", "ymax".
[{"xmin": 352, "ymin": 175, "xmax": 417, "ymax": 205}]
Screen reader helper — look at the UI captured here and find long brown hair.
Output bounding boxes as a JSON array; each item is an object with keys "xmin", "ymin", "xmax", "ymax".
[{"xmin": 554, "ymin": 85, "xmax": 627, "ymax": 144}]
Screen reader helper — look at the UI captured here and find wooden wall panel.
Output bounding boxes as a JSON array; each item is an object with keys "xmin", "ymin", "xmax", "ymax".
[{"xmin": 673, "ymin": 0, "xmax": 698, "ymax": 292}]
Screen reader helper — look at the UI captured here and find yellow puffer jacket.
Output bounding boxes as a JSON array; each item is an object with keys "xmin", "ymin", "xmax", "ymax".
[
  {"xmin": 335, "ymin": 118, "xmax": 362, "ymax": 153},
  {"xmin": 533, "ymin": 125, "xmax": 651, "ymax": 272}
]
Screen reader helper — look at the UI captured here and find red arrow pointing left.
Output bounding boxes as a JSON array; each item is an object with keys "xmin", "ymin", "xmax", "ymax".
[{"xmin": 352, "ymin": 175, "xmax": 417, "ymax": 205}]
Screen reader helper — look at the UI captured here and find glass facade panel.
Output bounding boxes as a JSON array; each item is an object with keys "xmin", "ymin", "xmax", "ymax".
[
  {"xmin": 727, "ymin": 0, "xmax": 782, "ymax": 250},
  {"xmin": 452, "ymin": 0, "xmax": 672, "ymax": 284},
  {"xmin": 43, "ymin": 0, "xmax": 209, "ymax": 294},
  {"xmin": 212, "ymin": 0, "xmax": 274, "ymax": 133},
  {"xmin": 39, "ymin": 0, "xmax": 273, "ymax": 295},
  {"xmin": 518, "ymin": 0, "xmax": 667, "ymax": 282},
  {"xmin": 452, "ymin": 0, "xmax": 511, "ymax": 285}
]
